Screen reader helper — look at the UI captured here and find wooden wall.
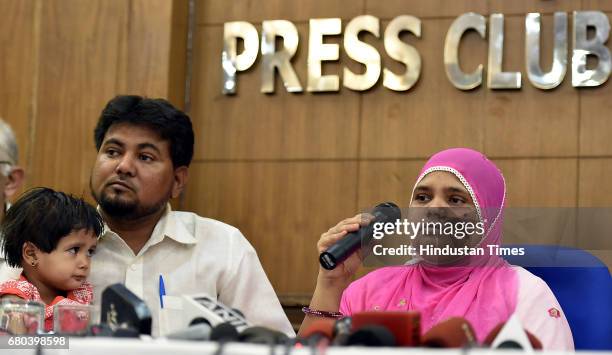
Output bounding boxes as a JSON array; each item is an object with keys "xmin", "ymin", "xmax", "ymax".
[
  {"xmin": 0, "ymin": 0, "xmax": 187, "ymax": 198},
  {"xmin": 186, "ymin": 0, "xmax": 612, "ymax": 296},
  {"xmin": 1, "ymin": 0, "xmax": 611, "ymax": 300}
]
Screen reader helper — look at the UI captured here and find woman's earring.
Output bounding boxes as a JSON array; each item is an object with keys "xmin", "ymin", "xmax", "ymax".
[{"xmin": 31, "ymin": 261, "xmax": 37, "ymax": 267}]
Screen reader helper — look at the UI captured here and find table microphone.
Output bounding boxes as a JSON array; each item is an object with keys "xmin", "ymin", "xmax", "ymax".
[
  {"xmin": 346, "ymin": 325, "xmax": 396, "ymax": 347},
  {"xmin": 238, "ymin": 326, "xmax": 289, "ymax": 344},
  {"xmin": 350, "ymin": 311, "xmax": 420, "ymax": 346},
  {"xmin": 296, "ymin": 319, "xmax": 335, "ymax": 347},
  {"xmin": 483, "ymin": 315, "xmax": 542, "ymax": 350},
  {"xmin": 99, "ymin": 283, "xmax": 152, "ymax": 336},
  {"xmin": 332, "ymin": 316, "xmax": 352, "ymax": 345},
  {"xmin": 165, "ymin": 318, "xmax": 212, "ymax": 341},
  {"xmin": 320, "ymin": 202, "xmax": 401, "ymax": 270},
  {"xmin": 210, "ymin": 322, "xmax": 240, "ymax": 342},
  {"xmin": 421, "ymin": 317, "xmax": 477, "ymax": 348}
]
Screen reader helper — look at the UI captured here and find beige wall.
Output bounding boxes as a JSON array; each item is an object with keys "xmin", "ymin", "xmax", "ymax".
[{"xmin": 1, "ymin": 0, "xmax": 610, "ymax": 299}]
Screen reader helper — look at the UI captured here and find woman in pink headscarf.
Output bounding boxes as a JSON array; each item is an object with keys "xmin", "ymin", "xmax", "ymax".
[{"xmin": 299, "ymin": 148, "xmax": 573, "ymax": 350}]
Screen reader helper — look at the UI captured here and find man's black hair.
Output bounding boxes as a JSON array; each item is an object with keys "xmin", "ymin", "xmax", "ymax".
[{"xmin": 94, "ymin": 95, "xmax": 194, "ymax": 168}]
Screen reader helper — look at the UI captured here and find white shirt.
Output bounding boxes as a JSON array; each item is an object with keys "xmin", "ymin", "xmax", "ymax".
[{"xmin": 0, "ymin": 205, "xmax": 294, "ymax": 337}]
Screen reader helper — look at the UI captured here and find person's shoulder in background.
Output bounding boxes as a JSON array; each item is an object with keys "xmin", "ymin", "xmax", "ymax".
[
  {"xmin": 513, "ymin": 266, "xmax": 574, "ymax": 351},
  {"xmin": 0, "ymin": 249, "xmax": 21, "ymax": 282}
]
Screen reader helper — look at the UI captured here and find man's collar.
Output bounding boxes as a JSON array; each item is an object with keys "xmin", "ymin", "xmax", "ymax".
[
  {"xmin": 97, "ymin": 204, "xmax": 196, "ymax": 245},
  {"xmin": 161, "ymin": 204, "xmax": 197, "ymax": 245}
]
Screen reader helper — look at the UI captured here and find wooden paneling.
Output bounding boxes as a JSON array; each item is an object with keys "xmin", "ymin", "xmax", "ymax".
[
  {"xmin": 365, "ymin": 0, "xmax": 487, "ymax": 19},
  {"xmin": 360, "ymin": 18, "xmax": 487, "ymax": 159},
  {"xmin": 356, "ymin": 160, "xmax": 426, "ymax": 208},
  {"xmin": 28, "ymin": 0, "xmax": 128, "ymax": 197},
  {"xmin": 168, "ymin": 0, "xmax": 190, "ymax": 109},
  {"xmin": 122, "ymin": 0, "xmax": 176, "ymax": 99},
  {"xmin": 11, "ymin": 0, "xmax": 185, "ymax": 198},
  {"xmin": 583, "ymin": 1, "xmax": 612, "ymax": 11},
  {"xmin": 578, "ymin": 159, "xmax": 612, "ymax": 207},
  {"xmin": 190, "ymin": 24, "xmax": 361, "ymax": 160},
  {"xmin": 494, "ymin": 159, "xmax": 578, "ymax": 207},
  {"xmin": 0, "ymin": 0, "xmax": 36, "ymax": 196},
  {"xmin": 576, "ymin": 160, "xmax": 612, "ymax": 254},
  {"xmin": 482, "ymin": 16, "xmax": 578, "ymax": 158},
  {"xmin": 196, "ymin": 0, "xmax": 366, "ymax": 25},
  {"xmin": 184, "ymin": 161, "xmax": 358, "ymax": 293},
  {"xmin": 2, "ymin": 0, "xmax": 612, "ymax": 294},
  {"xmin": 580, "ymin": 81, "xmax": 612, "ymax": 156},
  {"xmin": 488, "ymin": 0, "xmax": 580, "ymax": 15}
]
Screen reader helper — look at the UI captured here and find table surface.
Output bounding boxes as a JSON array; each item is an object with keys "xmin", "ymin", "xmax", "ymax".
[{"xmin": 1, "ymin": 337, "xmax": 610, "ymax": 355}]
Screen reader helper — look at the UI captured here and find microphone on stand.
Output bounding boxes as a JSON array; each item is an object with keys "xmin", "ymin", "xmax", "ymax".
[
  {"xmin": 90, "ymin": 283, "xmax": 152, "ymax": 337},
  {"xmin": 346, "ymin": 325, "xmax": 396, "ymax": 347},
  {"xmin": 350, "ymin": 311, "xmax": 420, "ymax": 346},
  {"xmin": 421, "ymin": 317, "xmax": 477, "ymax": 348},
  {"xmin": 483, "ymin": 314, "xmax": 542, "ymax": 350}
]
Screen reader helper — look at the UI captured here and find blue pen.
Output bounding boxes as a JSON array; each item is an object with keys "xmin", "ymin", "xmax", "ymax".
[{"xmin": 159, "ymin": 275, "xmax": 166, "ymax": 308}]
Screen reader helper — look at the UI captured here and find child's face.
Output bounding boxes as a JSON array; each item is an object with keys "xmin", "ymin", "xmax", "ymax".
[{"xmin": 35, "ymin": 229, "xmax": 98, "ymax": 291}]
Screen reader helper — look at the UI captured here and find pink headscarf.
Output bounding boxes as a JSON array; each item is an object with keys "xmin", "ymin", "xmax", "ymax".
[{"xmin": 340, "ymin": 148, "xmax": 518, "ymax": 342}]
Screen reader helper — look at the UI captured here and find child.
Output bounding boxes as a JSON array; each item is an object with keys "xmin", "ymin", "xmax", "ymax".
[{"xmin": 0, "ymin": 187, "xmax": 103, "ymax": 332}]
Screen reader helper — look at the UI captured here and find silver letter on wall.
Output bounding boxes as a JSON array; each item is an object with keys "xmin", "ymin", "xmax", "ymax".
[
  {"xmin": 488, "ymin": 14, "xmax": 521, "ymax": 89},
  {"xmin": 260, "ymin": 20, "xmax": 303, "ymax": 94},
  {"xmin": 525, "ymin": 13, "xmax": 567, "ymax": 90},
  {"xmin": 572, "ymin": 11, "xmax": 611, "ymax": 87},
  {"xmin": 383, "ymin": 15, "xmax": 421, "ymax": 92},
  {"xmin": 222, "ymin": 21, "xmax": 259, "ymax": 95},
  {"xmin": 307, "ymin": 18, "xmax": 342, "ymax": 92},
  {"xmin": 343, "ymin": 15, "xmax": 381, "ymax": 91},
  {"xmin": 444, "ymin": 13, "xmax": 486, "ymax": 90}
]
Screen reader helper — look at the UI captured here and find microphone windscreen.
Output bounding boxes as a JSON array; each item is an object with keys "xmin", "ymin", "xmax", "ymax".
[
  {"xmin": 483, "ymin": 322, "xmax": 542, "ymax": 350},
  {"xmin": 101, "ymin": 283, "xmax": 152, "ymax": 335},
  {"xmin": 302, "ymin": 319, "xmax": 335, "ymax": 340},
  {"xmin": 165, "ymin": 323, "xmax": 212, "ymax": 341},
  {"xmin": 351, "ymin": 311, "xmax": 420, "ymax": 346},
  {"xmin": 526, "ymin": 331, "xmax": 543, "ymax": 350},
  {"xmin": 346, "ymin": 325, "xmax": 396, "ymax": 347},
  {"xmin": 422, "ymin": 317, "xmax": 476, "ymax": 348},
  {"xmin": 210, "ymin": 322, "xmax": 239, "ymax": 341},
  {"xmin": 239, "ymin": 326, "xmax": 289, "ymax": 344},
  {"xmin": 333, "ymin": 317, "xmax": 352, "ymax": 337},
  {"xmin": 189, "ymin": 317, "xmax": 212, "ymax": 327}
]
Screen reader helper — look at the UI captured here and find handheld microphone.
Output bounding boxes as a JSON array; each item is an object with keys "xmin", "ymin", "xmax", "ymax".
[
  {"xmin": 320, "ymin": 202, "xmax": 401, "ymax": 270},
  {"xmin": 350, "ymin": 311, "xmax": 420, "ymax": 346},
  {"xmin": 421, "ymin": 317, "xmax": 477, "ymax": 348}
]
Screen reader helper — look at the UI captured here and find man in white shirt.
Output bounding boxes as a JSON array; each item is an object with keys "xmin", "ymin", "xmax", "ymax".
[{"xmin": 0, "ymin": 96, "xmax": 293, "ymax": 336}]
